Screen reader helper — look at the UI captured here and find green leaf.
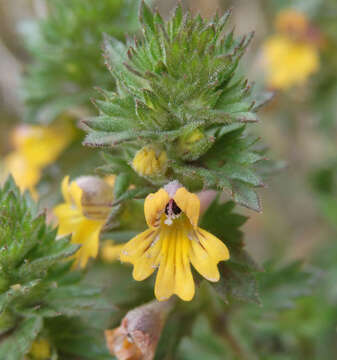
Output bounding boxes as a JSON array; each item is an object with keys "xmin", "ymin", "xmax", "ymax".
[
  {"xmin": 201, "ymin": 198, "xmax": 262, "ymax": 303},
  {"xmin": 232, "ymin": 180, "xmax": 262, "ymax": 212},
  {"xmin": 113, "ymin": 173, "xmax": 132, "ymax": 199},
  {"xmin": 22, "ymin": 0, "xmax": 141, "ymax": 124},
  {"xmin": 139, "ymin": 0, "xmax": 155, "ymax": 33},
  {"xmin": 257, "ymin": 261, "xmax": 320, "ymax": 310},
  {"xmin": 0, "ymin": 317, "xmax": 43, "ymax": 360},
  {"xmin": 212, "ymin": 263, "xmax": 261, "ymax": 304}
]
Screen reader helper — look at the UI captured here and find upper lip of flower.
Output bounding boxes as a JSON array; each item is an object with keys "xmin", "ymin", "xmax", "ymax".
[{"xmin": 145, "ymin": 182, "xmax": 200, "ymax": 229}]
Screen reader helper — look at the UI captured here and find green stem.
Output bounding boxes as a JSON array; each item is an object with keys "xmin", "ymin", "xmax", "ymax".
[{"xmin": 221, "ymin": 324, "xmax": 248, "ymax": 360}]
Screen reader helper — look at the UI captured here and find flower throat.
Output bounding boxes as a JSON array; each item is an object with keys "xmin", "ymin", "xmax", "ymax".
[{"xmin": 164, "ymin": 199, "xmax": 182, "ymax": 225}]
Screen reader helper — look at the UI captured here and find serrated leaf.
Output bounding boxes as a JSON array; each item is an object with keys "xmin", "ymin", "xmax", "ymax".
[
  {"xmin": 139, "ymin": 0, "xmax": 155, "ymax": 33},
  {"xmin": 201, "ymin": 198, "xmax": 261, "ymax": 304},
  {"xmin": 232, "ymin": 180, "xmax": 262, "ymax": 212},
  {"xmin": 257, "ymin": 261, "xmax": 320, "ymax": 310},
  {"xmin": 212, "ymin": 263, "xmax": 261, "ymax": 304}
]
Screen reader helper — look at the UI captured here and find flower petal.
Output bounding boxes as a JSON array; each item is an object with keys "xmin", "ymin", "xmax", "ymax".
[
  {"xmin": 101, "ymin": 241, "xmax": 124, "ymax": 263},
  {"xmin": 174, "ymin": 232, "xmax": 195, "ymax": 301},
  {"xmin": 174, "ymin": 187, "xmax": 200, "ymax": 227},
  {"xmin": 197, "ymin": 228, "xmax": 230, "ymax": 262},
  {"xmin": 132, "ymin": 235, "xmax": 162, "ymax": 281},
  {"xmin": 120, "ymin": 229, "xmax": 158, "ymax": 262},
  {"xmin": 61, "ymin": 176, "xmax": 71, "ymax": 204},
  {"xmin": 53, "ymin": 203, "xmax": 83, "ymax": 235},
  {"xmin": 144, "ymin": 189, "xmax": 170, "ymax": 228},
  {"xmin": 154, "ymin": 230, "xmax": 175, "ymax": 301},
  {"xmin": 69, "ymin": 180, "xmax": 83, "ymax": 211},
  {"xmin": 189, "ymin": 228, "xmax": 229, "ymax": 282},
  {"xmin": 154, "ymin": 227, "xmax": 195, "ymax": 301},
  {"xmin": 189, "ymin": 237, "xmax": 221, "ymax": 282},
  {"xmin": 71, "ymin": 219, "xmax": 103, "ymax": 268}
]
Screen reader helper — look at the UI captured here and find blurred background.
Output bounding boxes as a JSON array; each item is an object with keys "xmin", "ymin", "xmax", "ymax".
[{"xmin": 0, "ymin": 0, "xmax": 336, "ymax": 358}]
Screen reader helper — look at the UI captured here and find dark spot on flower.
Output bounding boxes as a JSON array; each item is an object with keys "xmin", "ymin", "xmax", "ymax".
[
  {"xmin": 172, "ymin": 200, "xmax": 182, "ymax": 215},
  {"xmin": 165, "ymin": 200, "xmax": 182, "ymax": 216}
]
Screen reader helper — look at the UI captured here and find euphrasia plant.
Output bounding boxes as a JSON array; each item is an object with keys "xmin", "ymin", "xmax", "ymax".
[
  {"xmin": 0, "ymin": 177, "xmax": 110, "ymax": 360},
  {"xmin": 83, "ymin": 1, "xmax": 271, "ymax": 212},
  {"xmin": 1, "ymin": 1, "xmax": 321, "ymax": 359}
]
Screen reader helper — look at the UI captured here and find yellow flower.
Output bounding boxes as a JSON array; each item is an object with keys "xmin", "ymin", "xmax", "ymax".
[
  {"xmin": 53, "ymin": 176, "xmax": 113, "ymax": 268},
  {"xmin": 12, "ymin": 123, "xmax": 73, "ymax": 168},
  {"xmin": 120, "ymin": 181, "xmax": 230, "ymax": 301},
  {"xmin": 3, "ymin": 152, "xmax": 40, "ymax": 199},
  {"xmin": 263, "ymin": 9, "xmax": 319, "ymax": 90},
  {"xmin": 28, "ymin": 338, "xmax": 51, "ymax": 360},
  {"xmin": 264, "ymin": 35, "xmax": 319, "ymax": 90},
  {"xmin": 2, "ymin": 123, "xmax": 74, "ymax": 197},
  {"xmin": 132, "ymin": 146, "xmax": 167, "ymax": 177},
  {"xmin": 101, "ymin": 240, "xmax": 124, "ymax": 263}
]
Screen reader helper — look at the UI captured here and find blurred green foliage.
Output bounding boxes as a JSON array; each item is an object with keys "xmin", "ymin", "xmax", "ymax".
[{"xmin": 22, "ymin": 0, "xmax": 141, "ymax": 124}]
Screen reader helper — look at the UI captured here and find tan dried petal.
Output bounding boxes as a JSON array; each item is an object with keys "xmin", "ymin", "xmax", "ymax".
[
  {"xmin": 105, "ymin": 300, "xmax": 174, "ymax": 360},
  {"xmin": 75, "ymin": 176, "xmax": 113, "ymax": 220}
]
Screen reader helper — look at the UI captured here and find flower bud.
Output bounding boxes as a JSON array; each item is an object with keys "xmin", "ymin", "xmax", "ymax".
[
  {"xmin": 105, "ymin": 300, "xmax": 174, "ymax": 360},
  {"xmin": 27, "ymin": 338, "xmax": 51, "ymax": 360},
  {"xmin": 132, "ymin": 146, "xmax": 167, "ymax": 177},
  {"xmin": 75, "ymin": 176, "xmax": 114, "ymax": 220},
  {"xmin": 177, "ymin": 128, "xmax": 209, "ymax": 160}
]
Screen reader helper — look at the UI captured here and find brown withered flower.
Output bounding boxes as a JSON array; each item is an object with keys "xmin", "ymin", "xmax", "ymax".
[{"xmin": 105, "ymin": 299, "xmax": 174, "ymax": 360}]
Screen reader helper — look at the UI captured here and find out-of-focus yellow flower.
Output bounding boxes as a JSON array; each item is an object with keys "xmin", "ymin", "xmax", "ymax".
[
  {"xmin": 12, "ymin": 123, "xmax": 74, "ymax": 168},
  {"xmin": 101, "ymin": 240, "xmax": 124, "ymax": 263},
  {"xmin": 132, "ymin": 146, "xmax": 167, "ymax": 177},
  {"xmin": 264, "ymin": 35, "xmax": 319, "ymax": 90},
  {"xmin": 28, "ymin": 338, "xmax": 51, "ymax": 360},
  {"xmin": 2, "ymin": 123, "xmax": 74, "ymax": 197},
  {"xmin": 3, "ymin": 152, "xmax": 40, "ymax": 199},
  {"xmin": 53, "ymin": 176, "xmax": 114, "ymax": 268},
  {"xmin": 263, "ymin": 9, "xmax": 319, "ymax": 90},
  {"xmin": 275, "ymin": 9, "xmax": 309, "ymax": 36},
  {"xmin": 120, "ymin": 181, "xmax": 230, "ymax": 301}
]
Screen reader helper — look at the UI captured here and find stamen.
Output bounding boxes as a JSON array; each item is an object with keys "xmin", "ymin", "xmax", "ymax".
[{"xmin": 164, "ymin": 218, "xmax": 173, "ymax": 226}]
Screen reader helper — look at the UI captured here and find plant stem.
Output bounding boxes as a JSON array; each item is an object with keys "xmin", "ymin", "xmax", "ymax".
[{"xmin": 221, "ymin": 325, "xmax": 248, "ymax": 360}]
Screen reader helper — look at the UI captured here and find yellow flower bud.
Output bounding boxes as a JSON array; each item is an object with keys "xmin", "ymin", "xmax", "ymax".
[
  {"xmin": 75, "ymin": 176, "xmax": 114, "ymax": 220},
  {"xmin": 177, "ymin": 129, "xmax": 207, "ymax": 160},
  {"xmin": 28, "ymin": 339, "xmax": 51, "ymax": 360},
  {"xmin": 132, "ymin": 146, "xmax": 167, "ymax": 177},
  {"xmin": 180, "ymin": 129, "xmax": 204, "ymax": 145}
]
